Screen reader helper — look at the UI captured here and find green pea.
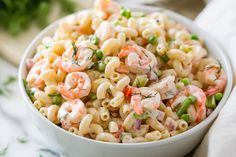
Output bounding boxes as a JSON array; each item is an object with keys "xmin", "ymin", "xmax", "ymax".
[
  {"xmin": 188, "ymin": 95, "xmax": 197, "ymax": 103},
  {"xmin": 160, "ymin": 54, "xmax": 169, "ymax": 63},
  {"xmin": 52, "ymin": 95, "xmax": 62, "ymax": 105},
  {"xmin": 177, "ymin": 98, "xmax": 192, "ymax": 116},
  {"xmin": 191, "ymin": 34, "xmax": 199, "ymax": 40},
  {"xmin": 214, "ymin": 93, "xmax": 223, "ymax": 102},
  {"xmin": 181, "ymin": 78, "xmax": 191, "ymax": 86},
  {"xmin": 120, "ymin": 8, "xmax": 131, "ymax": 18},
  {"xmin": 90, "ymin": 35, "xmax": 99, "ymax": 45},
  {"xmin": 206, "ymin": 96, "xmax": 216, "ymax": 109},
  {"xmin": 97, "ymin": 61, "xmax": 106, "ymax": 72},
  {"xmin": 181, "ymin": 114, "xmax": 190, "ymax": 122},
  {"xmin": 95, "ymin": 50, "xmax": 103, "ymax": 60},
  {"xmin": 148, "ymin": 36, "xmax": 158, "ymax": 45}
]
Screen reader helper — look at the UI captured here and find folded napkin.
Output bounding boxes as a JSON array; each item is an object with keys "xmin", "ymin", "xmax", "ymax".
[{"xmin": 194, "ymin": 0, "xmax": 236, "ymax": 156}]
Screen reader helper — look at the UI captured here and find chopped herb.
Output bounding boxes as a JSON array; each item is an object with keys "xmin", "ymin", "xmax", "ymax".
[
  {"xmin": 23, "ymin": 79, "xmax": 35, "ymax": 101},
  {"xmin": 138, "ymin": 60, "xmax": 142, "ymax": 66},
  {"xmin": 17, "ymin": 137, "xmax": 28, "ymax": 144},
  {"xmin": 160, "ymin": 54, "xmax": 169, "ymax": 63},
  {"xmin": 144, "ymin": 93, "xmax": 155, "ymax": 98},
  {"xmin": 148, "ymin": 65, "xmax": 152, "ymax": 72},
  {"xmin": 39, "ymin": 154, "xmax": 43, "ymax": 157},
  {"xmin": 191, "ymin": 34, "xmax": 199, "ymax": 40},
  {"xmin": 38, "ymin": 148, "xmax": 59, "ymax": 156},
  {"xmin": 71, "ymin": 41, "xmax": 78, "ymax": 57},
  {"xmin": 133, "ymin": 112, "xmax": 149, "ymax": 120},
  {"xmin": 71, "ymin": 59, "xmax": 80, "ymax": 66},
  {"xmin": 0, "ymin": 145, "xmax": 8, "ymax": 156},
  {"xmin": 88, "ymin": 62, "xmax": 97, "ymax": 70}
]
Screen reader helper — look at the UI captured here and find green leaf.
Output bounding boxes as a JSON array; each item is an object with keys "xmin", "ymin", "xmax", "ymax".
[
  {"xmin": 3, "ymin": 76, "xmax": 17, "ymax": 86},
  {"xmin": 0, "ymin": 145, "xmax": 8, "ymax": 156},
  {"xmin": 17, "ymin": 137, "xmax": 28, "ymax": 144},
  {"xmin": 38, "ymin": 148, "xmax": 59, "ymax": 156}
]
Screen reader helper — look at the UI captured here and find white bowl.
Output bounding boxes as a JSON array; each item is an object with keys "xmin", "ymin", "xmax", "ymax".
[{"xmin": 18, "ymin": 5, "xmax": 233, "ymax": 157}]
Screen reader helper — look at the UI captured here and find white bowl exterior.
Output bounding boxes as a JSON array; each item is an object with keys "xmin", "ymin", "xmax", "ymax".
[{"xmin": 18, "ymin": 5, "xmax": 233, "ymax": 157}]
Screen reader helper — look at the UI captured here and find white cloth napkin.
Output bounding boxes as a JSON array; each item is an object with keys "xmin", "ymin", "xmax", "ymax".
[{"xmin": 194, "ymin": 0, "xmax": 236, "ymax": 156}]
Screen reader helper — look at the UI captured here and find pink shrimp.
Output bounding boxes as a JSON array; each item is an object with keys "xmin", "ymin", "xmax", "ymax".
[
  {"xmin": 169, "ymin": 85, "xmax": 206, "ymax": 123},
  {"xmin": 118, "ymin": 45, "xmax": 158, "ymax": 80},
  {"xmin": 58, "ymin": 72, "xmax": 91, "ymax": 100},
  {"xmin": 26, "ymin": 59, "xmax": 51, "ymax": 89},
  {"xmin": 202, "ymin": 65, "xmax": 227, "ymax": 96},
  {"xmin": 130, "ymin": 87, "xmax": 161, "ymax": 115},
  {"xmin": 56, "ymin": 44, "xmax": 93, "ymax": 73},
  {"xmin": 58, "ymin": 99, "xmax": 87, "ymax": 130},
  {"xmin": 94, "ymin": 0, "xmax": 120, "ymax": 18},
  {"xmin": 131, "ymin": 94, "xmax": 143, "ymax": 115}
]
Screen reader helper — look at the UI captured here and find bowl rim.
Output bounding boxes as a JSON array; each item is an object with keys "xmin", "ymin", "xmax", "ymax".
[{"xmin": 18, "ymin": 4, "xmax": 233, "ymax": 147}]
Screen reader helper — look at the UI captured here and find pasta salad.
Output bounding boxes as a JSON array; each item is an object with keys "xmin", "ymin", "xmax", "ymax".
[{"xmin": 24, "ymin": 0, "xmax": 227, "ymax": 143}]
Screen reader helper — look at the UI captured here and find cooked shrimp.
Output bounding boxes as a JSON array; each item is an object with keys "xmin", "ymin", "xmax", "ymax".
[
  {"xmin": 131, "ymin": 87, "xmax": 161, "ymax": 115},
  {"xmin": 58, "ymin": 99, "xmax": 87, "ymax": 130},
  {"xmin": 58, "ymin": 72, "xmax": 91, "ymax": 100},
  {"xmin": 139, "ymin": 87, "xmax": 161, "ymax": 110},
  {"xmin": 56, "ymin": 44, "xmax": 93, "ymax": 73},
  {"xmin": 150, "ymin": 75, "xmax": 177, "ymax": 100},
  {"xmin": 94, "ymin": 0, "xmax": 120, "ymax": 18},
  {"xmin": 199, "ymin": 65, "xmax": 227, "ymax": 96},
  {"xmin": 118, "ymin": 45, "xmax": 158, "ymax": 80},
  {"xmin": 26, "ymin": 59, "xmax": 51, "ymax": 89},
  {"xmin": 169, "ymin": 85, "xmax": 206, "ymax": 123},
  {"xmin": 131, "ymin": 94, "xmax": 143, "ymax": 115},
  {"xmin": 95, "ymin": 21, "xmax": 116, "ymax": 43}
]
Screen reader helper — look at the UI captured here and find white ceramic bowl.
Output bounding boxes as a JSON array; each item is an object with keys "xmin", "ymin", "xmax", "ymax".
[{"xmin": 19, "ymin": 5, "xmax": 233, "ymax": 157}]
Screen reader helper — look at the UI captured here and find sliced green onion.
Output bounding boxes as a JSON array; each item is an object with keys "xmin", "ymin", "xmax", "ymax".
[
  {"xmin": 214, "ymin": 93, "xmax": 223, "ymax": 102},
  {"xmin": 97, "ymin": 61, "xmax": 106, "ymax": 72},
  {"xmin": 120, "ymin": 7, "xmax": 131, "ymax": 18},
  {"xmin": 188, "ymin": 95, "xmax": 197, "ymax": 103},
  {"xmin": 181, "ymin": 78, "xmax": 191, "ymax": 86},
  {"xmin": 191, "ymin": 34, "xmax": 199, "ymax": 40},
  {"xmin": 160, "ymin": 54, "xmax": 169, "ymax": 63},
  {"xmin": 177, "ymin": 96, "xmax": 194, "ymax": 116},
  {"xmin": 95, "ymin": 49, "xmax": 103, "ymax": 60},
  {"xmin": 132, "ymin": 75, "xmax": 149, "ymax": 87},
  {"xmin": 181, "ymin": 114, "xmax": 190, "ymax": 122},
  {"xmin": 206, "ymin": 96, "xmax": 216, "ymax": 109},
  {"xmin": 148, "ymin": 36, "xmax": 158, "ymax": 45},
  {"xmin": 90, "ymin": 35, "xmax": 99, "ymax": 45}
]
